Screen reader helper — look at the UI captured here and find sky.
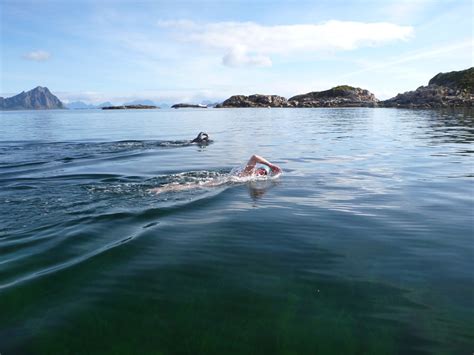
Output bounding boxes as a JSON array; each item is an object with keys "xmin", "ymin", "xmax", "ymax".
[{"xmin": 1, "ymin": 0, "xmax": 473, "ymax": 104}]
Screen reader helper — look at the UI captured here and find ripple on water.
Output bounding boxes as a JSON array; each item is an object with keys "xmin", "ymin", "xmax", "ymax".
[{"xmin": 0, "ymin": 108, "xmax": 472, "ymax": 354}]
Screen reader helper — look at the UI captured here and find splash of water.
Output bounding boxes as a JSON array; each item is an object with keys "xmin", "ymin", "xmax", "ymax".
[{"xmin": 149, "ymin": 167, "xmax": 281, "ymax": 194}]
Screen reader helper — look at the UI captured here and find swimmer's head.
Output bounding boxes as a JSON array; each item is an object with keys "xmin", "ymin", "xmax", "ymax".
[
  {"xmin": 192, "ymin": 132, "xmax": 210, "ymax": 143},
  {"xmin": 256, "ymin": 165, "xmax": 270, "ymax": 176}
]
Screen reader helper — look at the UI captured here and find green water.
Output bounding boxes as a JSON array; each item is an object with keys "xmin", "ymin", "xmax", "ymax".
[{"xmin": 0, "ymin": 108, "xmax": 472, "ymax": 354}]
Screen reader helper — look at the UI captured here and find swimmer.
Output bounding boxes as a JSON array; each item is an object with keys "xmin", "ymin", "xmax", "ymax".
[
  {"xmin": 191, "ymin": 132, "xmax": 210, "ymax": 144},
  {"xmin": 240, "ymin": 154, "xmax": 282, "ymax": 177},
  {"xmin": 150, "ymin": 155, "xmax": 281, "ymax": 194}
]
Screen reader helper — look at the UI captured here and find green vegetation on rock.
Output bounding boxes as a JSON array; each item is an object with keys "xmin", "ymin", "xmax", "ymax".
[
  {"xmin": 428, "ymin": 67, "xmax": 474, "ymax": 93},
  {"xmin": 332, "ymin": 85, "xmax": 356, "ymax": 92}
]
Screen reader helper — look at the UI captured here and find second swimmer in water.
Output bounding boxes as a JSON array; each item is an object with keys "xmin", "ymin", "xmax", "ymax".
[{"xmin": 191, "ymin": 132, "xmax": 211, "ymax": 144}]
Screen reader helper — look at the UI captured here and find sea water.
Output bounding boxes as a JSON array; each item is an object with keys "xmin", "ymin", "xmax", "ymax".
[{"xmin": 0, "ymin": 108, "xmax": 472, "ymax": 354}]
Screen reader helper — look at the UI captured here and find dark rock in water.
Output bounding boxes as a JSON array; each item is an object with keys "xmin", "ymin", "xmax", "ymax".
[
  {"xmin": 101, "ymin": 104, "xmax": 158, "ymax": 110},
  {"xmin": 382, "ymin": 67, "xmax": 473, "ymax": 108},
  {"xmin": 171, "ymin": 103, "xmax": 207, "ymax": 109},
  {"xmin": 288, "ymin": 86, "xmax": 378, "ymax": 107},
  {"xmin": 216, "ymin": 94, "xmax": 290, "ymax": 108},
  {"xmin": 0, "ymin": 86, "xmax": 65, "ymax": 110}
]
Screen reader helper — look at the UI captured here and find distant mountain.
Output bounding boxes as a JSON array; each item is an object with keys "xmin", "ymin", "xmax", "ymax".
[
  {"xmin": 123, "ymin": 99, "xmax": 158, "ymax": 106},
  {"xmin": 96, "ymin": 102, "xmax": 113, "ymax": 108},
  {"xmin": 0, "ymin": 86, "xmax": 65, "ymax": 110},
  {"xmin": 66, "ymin": 101, "xmax": 97, "ymax": 109}
]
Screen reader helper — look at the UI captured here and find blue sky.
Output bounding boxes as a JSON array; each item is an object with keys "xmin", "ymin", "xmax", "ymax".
[{"xmin": 1, "ymin": 0, "xmax": 472, "ymax": 103}]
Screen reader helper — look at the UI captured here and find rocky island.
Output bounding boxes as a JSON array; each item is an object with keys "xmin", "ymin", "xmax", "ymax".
[
  {"xmin": 381, "ymin": 68, "xmax": 473, "ymax": 108},
  {"xmin": 216, "ymin": 94, "xmax": 290, "ymax": 108},
  {"xmin": 171, "ymin": 103, "xmax": 207, "ymax": 108},
  {"xmin": 0, "ymin": 86, "xmax": 65, "ymax": 110},
  {"xmin": 288, "ymin": 86, "xmax": 378, "ymax": 107},
  {"xmin": 216, "ymin": 94, "xmax": 289, "ymax": 108},
  {"xmin": 216, "ymin": 86, "xmax": 378, "ymax": 108},
  {"xmin": 215, "ymin": 68, "xmax": 473, "ymax": 109},
  {"xmin": 101, "ymin": 104, "xmax": 158, "ymax": 110}
]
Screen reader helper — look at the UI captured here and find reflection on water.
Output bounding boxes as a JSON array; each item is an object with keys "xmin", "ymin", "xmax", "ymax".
[
  {"xmin": 0, "ymin": 108, "xmax": 472, "ymax": 354},
  {"xmin": 247, "ymin": 179, "xmax": 280, "ymax": 201}
]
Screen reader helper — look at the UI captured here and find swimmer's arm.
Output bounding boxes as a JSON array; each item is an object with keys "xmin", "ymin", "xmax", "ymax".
[{"xmin": 242, "ymin": 155, "xmax": 281, "ymax": 176}]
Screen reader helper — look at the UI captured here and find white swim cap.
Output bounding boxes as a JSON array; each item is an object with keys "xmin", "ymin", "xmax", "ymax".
[{"xmin": 256, "ymin": 164, "xmax": 271, "ymax": 174}]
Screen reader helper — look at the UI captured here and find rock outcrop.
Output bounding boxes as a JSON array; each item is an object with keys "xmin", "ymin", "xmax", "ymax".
[
  {"xmin": 101, "ymin": 104, "xmax": 158, "ymax": 110},
  {"xmin": 216, "ymin": 87, "xmax": 378, "ymax": 108},
  {"xmin": 0, "ymin": 86, "xmax": 65, "ymax": 110},
  {"xmin": 288, "ymin": 86, "xmax": 378, "ymax": 107},
  {"xmin": 216, "ymin": 94, "xmax": 290, "ymax": 108},
  {"xmin": 382, "ymin": 68, "xmax": 473, "ymax": 108},
  {"xmin": 428, "ymin": 68, "xmax": 473, "ymax": 93},
  {"xmin": 171, "ymin": 103, "xmax": 207, "ymax": 108}
]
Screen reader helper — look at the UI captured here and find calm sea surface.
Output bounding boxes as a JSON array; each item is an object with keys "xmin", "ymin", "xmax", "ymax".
[{"xmin": 0, "ymin": 108, "xmax": 473, "ymax": 354}]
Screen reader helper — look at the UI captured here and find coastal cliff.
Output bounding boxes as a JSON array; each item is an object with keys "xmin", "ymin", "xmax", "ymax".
[
  {"xmin": 0, "ymin": 86, "xmax": 65, "ymax": 110},
  {"xmin": 381, "ymin": 68, "xmax": 473, "ymax": 108}
]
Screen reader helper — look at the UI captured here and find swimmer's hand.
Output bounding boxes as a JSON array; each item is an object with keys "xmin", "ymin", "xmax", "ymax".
[{"xmin": 269, "ymin": 164, "xmax": 282, "ymax": 174}]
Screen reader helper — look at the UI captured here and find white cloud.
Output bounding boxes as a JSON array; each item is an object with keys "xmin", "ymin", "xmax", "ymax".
[
  {"xmin": 157, "ymin": 20, "xmax": 414, "ymax": 67},
  {"xmin": 222, "ymin": 45, "xmax": 272, "ymax": 67},
  {"xmin": 23, "ymin": 50, "xmax": 51, "ymax": 61}
]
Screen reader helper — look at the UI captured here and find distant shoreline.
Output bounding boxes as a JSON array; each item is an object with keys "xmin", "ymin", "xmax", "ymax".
[{"xmin": 1, "ymin": 68, "xmax": 472, "ymax": 111}]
